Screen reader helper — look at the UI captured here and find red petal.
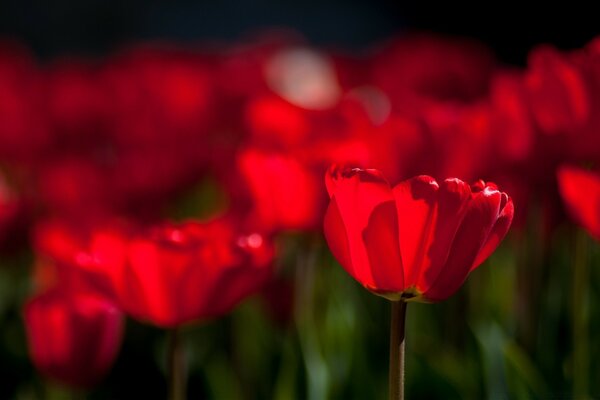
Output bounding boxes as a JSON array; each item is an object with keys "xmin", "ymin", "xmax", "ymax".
[
  {"xmin": 413, "ymin": 178, "xmax": 472, "ymax": 293},
  {"xmin": 362, "ymin": 201, "xmax": 404, "ymax": 291},
  {"xmin": 323, "ymin": 166, "xmax": 396, "ymax": 290},
  {"xmin": 471, "ymin": 192, "xmax": 514, "ymax": 270},
  {"xmin": 393, "ymin": 175, "xmax": 439, "ymax": 288},
  {"xmin": 424, "ymin": 187, "xmax": 502, "ymax": 301},
  {"xmin": 127, "ymin": 240, "xmax": 174, "ymax": 326}
]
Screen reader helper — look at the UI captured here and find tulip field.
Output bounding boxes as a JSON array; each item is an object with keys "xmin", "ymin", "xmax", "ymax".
[{"xmin": 1, "ymin": 30, "xmax": 600, "ymax": 399}]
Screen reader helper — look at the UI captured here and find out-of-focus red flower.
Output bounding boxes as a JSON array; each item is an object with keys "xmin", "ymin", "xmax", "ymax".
[
  {"xmin": 98, "ymin": 48, "xmax": 215, "ymax": 196},
  {"xmin": 23, "ymin": 288, "xmax": 123, "ymax": 388},
  {"xmin": 244, "ymin": 95, "xmax": 310, "ymax": 148},
  {"xmin": 236, "ymin": 148, "xmax": 322, "ymax": 232},
  {"xmin": 524, "ymin": 42, "xmax": 600, "ymax": 162},
  {"xmin": 103, "ymin": 48, "xmax": 214, "ymax": 145},
  {"xmin": 44, "ymin": 60, "xmax": 112, "ymax": 144},
  {"xmin": 111, "ymin": 147, "xmax": 202, "ymax": 213},
  {"xmin": 65, "ymin": 218, "xmax": 274, "ymax": 328},
  {"xmin": 33, "ymin": 219, "xmax": 116, "ymax": 293},
  {"xmin": 488, "ymin": 70, "xmax": 535, "ymax": 164},
  {"xmin": 323, "ymin": 166, "xmax": 513, "ymax": 302},
  {"xmin": 34, "ymin": 156, "xmax": 116, "ymax": 223},
  {"xmin": 420, "ymin": 101, "xmax": 493, "ymax": 181},
  {"xmin": 525, "ymin": 46, "xmax": 590, "ymax": 137},
  {"xmin": 0, "ymin": 41, "xmax": 49, "ymax": 163},
  {"xmin": 557, "ymin": 165, "xmax": 600, "ymax": 240},
  {"xmin": 370, "ymin": 34, "xmax": 495, "ymax": 115},
  {"xmin": 235, "ymin": 83, "xmax": 430, "ymax": 233}
]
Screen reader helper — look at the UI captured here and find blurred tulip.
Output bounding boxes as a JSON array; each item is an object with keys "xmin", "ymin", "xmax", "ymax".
[
  {"xmin": 44, "ymin": 59, "xmax": 112, "ymax": 144},
  {"xmin": 323, "ymin": 165, "xmax": 513, "ymax": 302},
  {"xmin": 370, "ymin": 34, "xmax": 495, "ymax": 115},
  {"xmin": 23, "ymin": 288, "xmax": 123, "ymax": 388},
  {"xmin": 525, "ymin": 46, "xmax": 590, "ymax": 137},
  {"xmin": 0, "ymin": 41, "xmax": 49, "ymax": 164},
  {"xmin": 420, "ymin": 101, "xmax": 493, "ymax": 181},
  {"xmin": 237, "ymin": 148, "xmax": 322, "ymax": 232},
  {"xmin": 524, "ymin": 43, "xmax": 600, "ymax": 162},
  {"xmin": 488, "ymin": 70, "xmax": 535, "ymax": 164},
  {"xmin": 103, "ymin": 48, "xmax": 214, "ymax": 146},
  {"xmin": 69, "ymin": 218, "xmax": 274, "ymax": 328},
  {"xmin": 557, "ymin": 165, "xmax": 600, "ymax": 240}
]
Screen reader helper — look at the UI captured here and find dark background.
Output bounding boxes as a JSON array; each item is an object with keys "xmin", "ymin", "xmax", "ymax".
[{"xmin": 0, "ymin": 1, "xmax": 597, "ymax": 64}]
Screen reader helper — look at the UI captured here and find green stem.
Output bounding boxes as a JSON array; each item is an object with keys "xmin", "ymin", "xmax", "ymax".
[
  {"xmin": 168, "ymin": 327, "xmax": 186, "ymax": 400},
  {"xmin": 572, "ymin": 230, "xmax": 589, "ymax": 399},
  {"xmin": 389, "ymin": 300, "xmax": 407, "ymax": 400},
  {"xmin": 295, "ymin": 239, "xmax": 329, "ymax": 400}
]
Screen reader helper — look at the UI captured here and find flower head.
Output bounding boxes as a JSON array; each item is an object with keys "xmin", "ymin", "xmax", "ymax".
[
  {"xmin": 37, "ymin": 217, "xmax": 274, "ymax": 328},
  {"xmin": 323, "ymin": 165, "xmax": 513, "ymax": 302},
  {"xmin": 24, "ymin": 288, "xmax": 123, "ymax": 388}
]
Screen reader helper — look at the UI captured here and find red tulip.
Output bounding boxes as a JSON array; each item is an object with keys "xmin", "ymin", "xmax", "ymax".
[
  {"xmin": 0, "ymin": 40, "xmax": 49, "ymax": 164},
  {"xmin": 33, "ymin": 219, "xmax": 119, "ymax": 294},
  {"xmin": 323, "ymin": 166, "xmax": 514, "ymax": 302},
  {"xmin": 23, "ymin": 288, "xmax": 123, "ymax": 388},
  {"xmin": 557, "ymin": 165, "xmax": 600, "ymax": 240},
  {"xmin": 103, "ymin": 48, "xmax": 214, "ymax": 147},
  {"xmin": 369, "ymin": 34, "xmax": 495, "ymax": 115},
  {"xmin": 525, "ymin": 45, "xmax": 589, "ymax": 137},
  {"xmin": 488, "ymin": 70, "xmax": 535, "ymax": 164},
  {"xmin": 70, "ymin": 218, "xmax": 274, "ymax": 327},
  {"xmin": 45, "ymin": 60, "xmax": 112, "ymax": 142},
  {"xmin": 524, "ymin": 42, "xmax": 600, "ymax": 162}
]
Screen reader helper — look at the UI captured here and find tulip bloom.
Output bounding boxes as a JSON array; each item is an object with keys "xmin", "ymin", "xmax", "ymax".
[
  {"xmin": 324, "ymin": 165, "xmax": 514, "ymax": 302},
  {"xmin": 23, "ymin": 288, "xmax": 123, "ymax": 388},
  {"xmin": 557, "ymin": 165, "xmax": 600, "ymax": 240},
  {"xmin": 324, "ymin": 165, "xmax": 513, "ymax": 399},
  {"xmin": 69, "ymin": 218, "xmax": 274, "ymax": 328}
]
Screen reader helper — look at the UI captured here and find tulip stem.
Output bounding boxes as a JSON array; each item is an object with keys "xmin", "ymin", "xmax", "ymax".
[
  {"xmin": 572, "ymin": 229, "xmax": 589, "ymax": 399},
  {"xmin": 168, "ymin": 327, "xmax": 186, "ymax": 400},
  {"xmin": 389, "ymin": 300, "xmax": 407, "ymax": 400}
]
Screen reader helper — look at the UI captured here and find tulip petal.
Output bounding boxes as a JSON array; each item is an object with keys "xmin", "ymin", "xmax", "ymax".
[
  {"xmin": 323, "ymin": 199, "xmax": 352, "ymax": 273},
  {"xmin": 424, "ymin": 187, "xmax": 502, "ymax": 301},
  {"xmin": 471, "ymin": 193, "xmax": 514, "ymax": 270},
  {"xmin": 324, "ymin": 166, "xmax": 396, "ymax": 289},
  {"xmin": 414, "ymin": 178, "xmax": 472, "ymax": 293},
  {"xmin": 128, "ymin": 240, "xmax": 174, "ymax": 326},
  {"xmin": 362, "ymin": 201, "xmax": 404, "ymax": 291},
  {"xmin": 393, "ymin": 175, "xmax": 439, "ymax": 288}
]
